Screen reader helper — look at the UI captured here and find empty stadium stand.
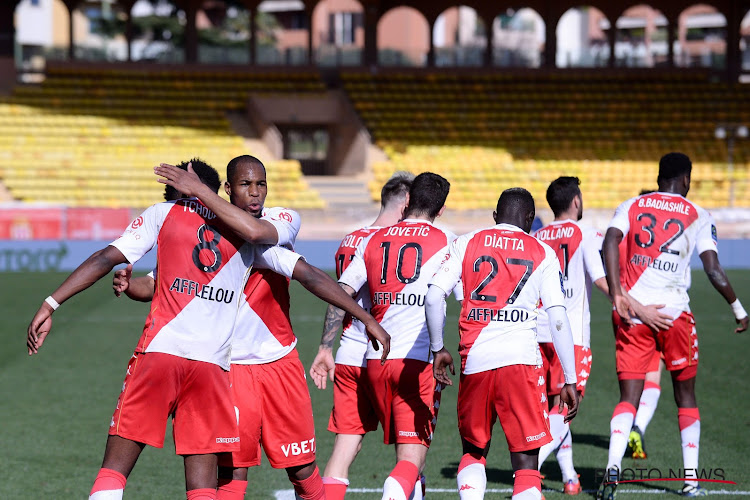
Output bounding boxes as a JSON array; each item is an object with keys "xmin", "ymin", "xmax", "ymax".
[
  {"xmin": 345, "ymin": 70, "xmax": 750, "ymax": 209},
  {"xmin": 0, "ymin": 66, "xmax": 326, "ymax": 209}
]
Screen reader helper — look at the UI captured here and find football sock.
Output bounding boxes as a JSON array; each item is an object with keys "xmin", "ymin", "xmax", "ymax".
[
  {"xmin": 322, "ymin": 477, "xmax": 349, "ymax": 500},
  {"xmin": 456, "ymin": 453, "xmax": 486, "ymax": 500},
  {"xmin": 678, "ymin": 407, "xmax": 701, "ymax": 488},
  {"xmin": 216, "ymin": 479, "xmax": 248, "ymax": 500},
  {"xmin": 512, "ymin": 469, "xmax": 542, "ymax": 500},
  {"xmin": 634, "ymin": 381, "xmax": 661, "ymax": 432},
  {"xmin": 186, "ymin": 489, "xmax": 217, "ymax": 500},
  {"xmin": 381, "ymin": 460, "xmax": 419, "ymax": 500},
  {"xmin": 408, "ymin": 474, "xmax": 426, "ymax": 500},
  {"xmin": 89, "ymin": 468, "xmax": 126, "ymax": 500},
  {"xmin": 606, "ymin": 401, "xmax": 636, "ymax": 472},
  {"xmin": 555, "ymin": 428, "xmax": 577, "ymax": 483},
  {"xmin": 537, "ymin": 407, "xmax": 568, "ymax": 467},
  {"xmin": 290, "ymin": 466, "xmax": 325, "ymax": 500}
]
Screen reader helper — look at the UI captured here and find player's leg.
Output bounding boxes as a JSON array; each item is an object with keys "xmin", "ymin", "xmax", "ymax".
[
  {"xmin": 89, "ymin": 436, "xmax": 145, "ymax": 500},
  {"xmin": 511, "ymin": 450, "xmax": 543, "ymax": 500},
  {"xmin": 537, "ymin": 343, "xmax": 565, "ymax": 469},
  {"xmin": 322, "ymin": 433, "xmax": 364, "ymax": 499},
  {"xmin": 184, "ymin": 453, "xmax": 219, "ymax": 498},
  {"xmin": 629, "ymin": 353, "xmax": 663, "ymax": 460},
  {"xmin": 555, "ymin": 345, "xmax": 589, "ymax": 494},
  {"xmin": 286, "ymin": 461, "xmax": 325, "ymax": 500},
  {"xmin": 381, "ymin": 443, "xmax": 428, "ymax": 500},
  {"xmin": 457, "ymin": 438, "xmax": 490, "ymax": 500},
  {"xmin": 216, "ymin": 465, "xmax": 248, "ymax": 500}
]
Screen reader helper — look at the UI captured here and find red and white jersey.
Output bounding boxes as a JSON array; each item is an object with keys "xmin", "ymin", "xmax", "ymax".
[
  {"xmin": 609, "ymin": 192, "xmax": 716, "ymax": 315},
  {"xmin": 339, "ymin": 219, "xmax": 457, "ymax": 362},
  {"xmin": 430, "ymin": 224, "xmax": 566, "ymax": 375},
  {"xmin": 334, "ymin": 225, "xmax": 382, "ymax": 368},
  {"xmin": 534, "ymin": 220, "xmax": 605, "ymax": 347},
  {"xmin": 230, "ymin": 207, "xmax": 302, "ymax": 365},
  {"xmin": 110, "ymin": 199, "xmax": 302, "ymax": 370}
]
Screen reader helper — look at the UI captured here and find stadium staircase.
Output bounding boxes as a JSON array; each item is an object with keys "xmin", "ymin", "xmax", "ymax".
[
  {"xmin": 305, "ymin": 176, "xmax": 374, "ymax": 217},
  {"xmin": 343, "ymin": 70, "xmax": 750, "ymax": 210},
  {"xmin": 0, "ymin": 65, "xmax": 326, "ymax": 209}
]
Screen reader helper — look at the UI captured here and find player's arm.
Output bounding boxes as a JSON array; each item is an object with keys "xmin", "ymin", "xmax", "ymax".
[
  {"xmin": 602, "ymin": 227, "xmax": 634, "ymax": 321},
  {"xmin": 291, "ymin": 260, "xmax": 390, "ymax": 362},
  {"xmin": 155, "ymin": 162, "xmax": 280, "ymax": 244},
  {"xmin": 425, "ymin": 284, "xmax": 454, "ymax": 386},
  {"xmin": 113, "ymin": 267, "xmax": 156, "ymax": 302},
  {"xmin": 699, "ymin": 250, "xmax": 748, "ymax": 333},
  {"xmin": 27, "ymin": 245, "xmax": 128, "ymax": 355},
  {"xmin": 310, "ymin": 303, "xmax": 345, "ymax": 389}
]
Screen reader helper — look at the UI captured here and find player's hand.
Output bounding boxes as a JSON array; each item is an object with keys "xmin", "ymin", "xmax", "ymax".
[
  {"xmin": 112, "ymin": 264, "xmax": 133, "ymax": 297},
  {"xmin": 310, "ymin": 347, "xmax": 335, "ymax": 390},
  {"xmin": 735, "ymin": 315, "xmax": 749, "ymax": 334},
  {"xmin": 27, "ymin": 303, "xmax": 54, "ymax": 355},
  {"xmin": 154, "ymin": 162, "xmax": 205, "ymax": 198},
  {"xmin": 613, "ymin": 293, "xmax": 635, "ymax": 326},
  {"xmin": 559, "ymin": 383, "xmax": 579, "ymax": 423},
  {"xmin": 634, "ymin": 302, "xmax": 673, "ymax": 331},
  {"xmin": 364, "ymin": 319, "xmax": 390, "ymax": 364},
  {"xmin": 432, "ymin": 348, "xmax": 455, "ymax": 386}
]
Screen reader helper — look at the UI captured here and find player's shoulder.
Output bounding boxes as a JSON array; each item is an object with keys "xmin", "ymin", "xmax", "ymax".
[{"xmin": 262, "ymin": 206, "xmax": 300, "ymax": 225}]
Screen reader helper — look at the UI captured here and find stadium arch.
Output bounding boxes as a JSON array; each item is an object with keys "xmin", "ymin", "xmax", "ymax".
[
  {"xmin": 311, "ymin": 0, "xmax": 365, "ymax": 65},
  {"xmin": 614, "ymin": 4, "xmax": 669, "ymax": 67},
  {"xmin": 556, "ymin": 6, "xmax": 611, "ymax": 67},
  {"xmin": 675, "ymin": 3, "xmax": 727, "ymax": 69},
  {"xmin": 377, "ymin": 5, "xmax": 429, "ymax": 66},
  {"xmin": 433, "ymin": 5, "xmax": 488, "ymax": 67},
  {"xmin": 491, "ymin": 7, "xmax": 545, "ymax": 67}
]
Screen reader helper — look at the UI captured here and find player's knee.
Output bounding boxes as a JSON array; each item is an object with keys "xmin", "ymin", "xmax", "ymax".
[{"xmin": 286, "ymin": 461, "xmax": 318, "ymax": 481}]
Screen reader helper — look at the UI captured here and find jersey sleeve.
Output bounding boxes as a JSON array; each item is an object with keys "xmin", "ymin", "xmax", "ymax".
[
  {"xmin": 338, "ymin": 233, "xmax": 372, "ymax": 293},
  {"xmin": 109, "ymin": 204, "xmax": 166, "ymax": 264},
  {"xmin": 583, "ymin": 227, "xmax": 606, "ymax": 283},
  {"xmin": 695, "ymin": 210, "xmax": 719, "ymax": 256},
  {"xmin": 539, "ymin": 244, "xmax": 567, "ymax": 310},
  {"xmin": 429, "ymin": 235, "xmax": 466, "ymax": 295},
  {"xmin": 263, "ymin": 208, "xmax": 301, "ymax": 247},
  {"xmin": 608, "ymin": 198, "xmax": 636, "ymax": 235},
  {"xmin": 251, "ymin": 244, "xmax": 303, "ymax": 278}
]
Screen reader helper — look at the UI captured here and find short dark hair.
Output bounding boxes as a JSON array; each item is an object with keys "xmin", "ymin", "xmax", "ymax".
[
  {"xmin": 227, "ymin": 155, "xmax": 266, "ymax": 184},
  {"xmin": 404, "ymin": 172, "xmax": 450, "ymax": 219},
  {"xmin": 381, "ymin": 171, "xmax": 414, "ymax": 208},
  {"xmin": 164, "ymin": 158, "xmax": 220, "ymax": 201},
  {"xmin": 658, "ymin": 152, "xmax": 692, "ymax": 183},
  {"xmin": 546, "ymin": 176, "xmax": 581, "ymax": 217},
  {"xmin": 496, "ymin": 187, "xmax": 535, "ymax": 219}
]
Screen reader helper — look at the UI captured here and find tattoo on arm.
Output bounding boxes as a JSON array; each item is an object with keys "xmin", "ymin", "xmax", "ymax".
[
  {"xmin": 322, "ymin": 304, "xmax": 346, "ymax": 349},
  {"xmin": 555, "ymin": 320, "xmax": 563, "ymax": 331}
]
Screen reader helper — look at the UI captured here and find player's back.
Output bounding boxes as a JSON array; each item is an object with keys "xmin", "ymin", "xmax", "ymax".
[
  {"xmin": 534, "ymin": 220, "xmax": 604, "ymax": 346},
  {"xmin": 115, "ymin": 198, "xmax": 252, "ymax": 370},
  {"xmin": 455, "ymin": 224, "xmax": 563, "ymax": 374},
  {"xmin": 361, "ymin": 220, "xmax": 453, "ymax": 362},
  {"xmin": 335, "ymin": 225, "xmax": 381, "ymax": 366},
  {"xmin": 612, "ymin": 192, "xmax": 715, "ymax": 311}
]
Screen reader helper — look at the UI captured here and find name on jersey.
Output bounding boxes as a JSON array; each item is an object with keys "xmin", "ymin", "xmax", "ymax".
[
  {"xmin": 341, "ymin": 234, "xmax": 366, "ymax": 249},
  {"xmin": 484, "ymin": 234, "xmax": 525, "ymax": 251},
  {"xmin": 372, "ymin": 291, "xmax": 425, "ymax": 306},
  {"xmin": 535, "ymin": 226, "xmax": 574, "ymax": 241},
  {"xmin": 183, "ymin": 200, "xmax": 217, "ymax": 219},
  {"xmin": 384, "ymin": 225, "xmax": 431, "ymax": 237},
  {"xmin": 466, "ymin": 307, "xmax": 530, "ymax": 322},
  {"xmin": 630, "ymin": 254, "xmax": 679, "ymax": 273},
  {"xmin": 637, "ymin": 198, "xmax": 690, "ymax": 215},
  {"xmin": 169, "ymin": 277, "xmax": 236, "ymax": 303}
]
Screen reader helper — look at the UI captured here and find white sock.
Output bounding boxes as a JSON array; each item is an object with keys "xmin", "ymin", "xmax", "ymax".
[
  {"xmin": 555, "ymin": 428, "xmax": 577, "ymax": 483},
  {"xmin": 634, "ymin": 382, "xmax": 661, "ymax": 432},
  {"xmin": 383, "ymin": 477, "xmax": 408, "ymax": 500},
  {"xmin": 409, "ymin": 475, "xmax": 425, "ymax": 500},
  {"xmin": 540, "ymin": 409, "xmax": 568, "ymax": 467},
  {"xmin": 679, "ymin": 408, "xmax": 701, "ymax": 488},
  {"xmin": 606, "ymin": 402, "xmax": 636, "ymax": 472},
  {"xmin": 89, "ymin": 492, "xmax": 123, "ymax": 500},
  {"xmin": 457, "ymin": 454, "xmax": 486, "ymax": 500},
  {"xmin": 512, "ymin": 489, "xmax": 541, "ymax": 500}
]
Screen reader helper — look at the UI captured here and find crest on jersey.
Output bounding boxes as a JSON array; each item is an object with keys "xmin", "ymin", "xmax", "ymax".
[
  {"xmin": 711, "ymin": 225, "xmax": 718, "ymax": 244},
  {"xmin": 279, "ymin": 211, "xmax": 293, "ymax": 223},
  {"xmin": 130, "ymin": 217, "xmax": 144, "ymax": 229}
]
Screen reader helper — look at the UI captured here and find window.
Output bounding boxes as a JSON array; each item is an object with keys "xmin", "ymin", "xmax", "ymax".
[{"xmin": 328, "ymin": 12, "xmax": 362, "ymax": 46}]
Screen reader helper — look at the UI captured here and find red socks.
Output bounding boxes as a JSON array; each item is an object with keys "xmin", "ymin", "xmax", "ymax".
[
  {"xmin": 512, "ymin": 469, "xmax": 542, "ymax": 499},
  {"xmin": 290, "ymin": 466, "xmax": 325, "ymax": 500},
  {"xmin": 89, "ymin": 468, "xmax": 126, "ymax": 498},
  {"xmin": 678, "ymin": 407, "xmax": 700, "ymax": 430},
  {"xmin": 322, "ymin": 477, "xmax": 349, "ymax": 500},
  {"xmin": 383, "ymin": 460, "xmax": 420, "ymax": 499},
  {"xmin": 217, "ymin": 479, "xmax": 248, "ymax": 500},
  {"xmin": 186, "ymin": 488, "xmax": 217, "ymax": 500}
]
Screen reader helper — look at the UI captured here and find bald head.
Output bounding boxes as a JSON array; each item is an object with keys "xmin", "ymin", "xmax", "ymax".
[{"xmin": 227, "ymin": 155, "xmax": 266, "ymax": 185}]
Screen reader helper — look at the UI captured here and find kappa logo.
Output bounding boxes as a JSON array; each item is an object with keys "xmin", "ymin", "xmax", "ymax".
[
  {"xmin": 578, "ymin": 369, "xmax": 589, "ymax": 378},
  {"xmin": 130, "ymin": 217, "xmax": 144, "ymax": 229},
  {"xmin": 686, "ymin": 442, "xmax": 697, "ymax": 448},
  {"xmin": 459, "ymin": 484, "xmax": 476, "ymax": 491},
  {"xmin": 693, "ymin": 352, "xmax": 699, "ymax": 361},
  {"xmin": 579, "ymin": 379, "xmax": 587, "ymax": 387},
  {"xmin": 537, "ymin": 375, "xmax": 545, "ymax": 386},
  {"xmin": 671, "ymin": 357, "xmax": 687, "ymax": 366},
  {"xmin": 540, "ymin": 393, "xmax": 547, "ymax": 404},
  {"xmin": 525, "ymin": 431, "xmax": 547, "ymax": 443},
  {"xmin": 399, "ymin": 431, "xmax": 419, "ymax": 437},
  {"xmin": 612, "ymin": 429, "xmax": 624, "ymax": 435},
  {"xmin": 216, "ymin": 437, "xmax": 240, "ymax": 444}
]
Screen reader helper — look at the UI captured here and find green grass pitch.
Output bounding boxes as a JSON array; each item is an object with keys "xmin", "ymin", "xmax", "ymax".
[{"xmin": 1, "ymin": 270, "xmax": 749, "ymax": 499}]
